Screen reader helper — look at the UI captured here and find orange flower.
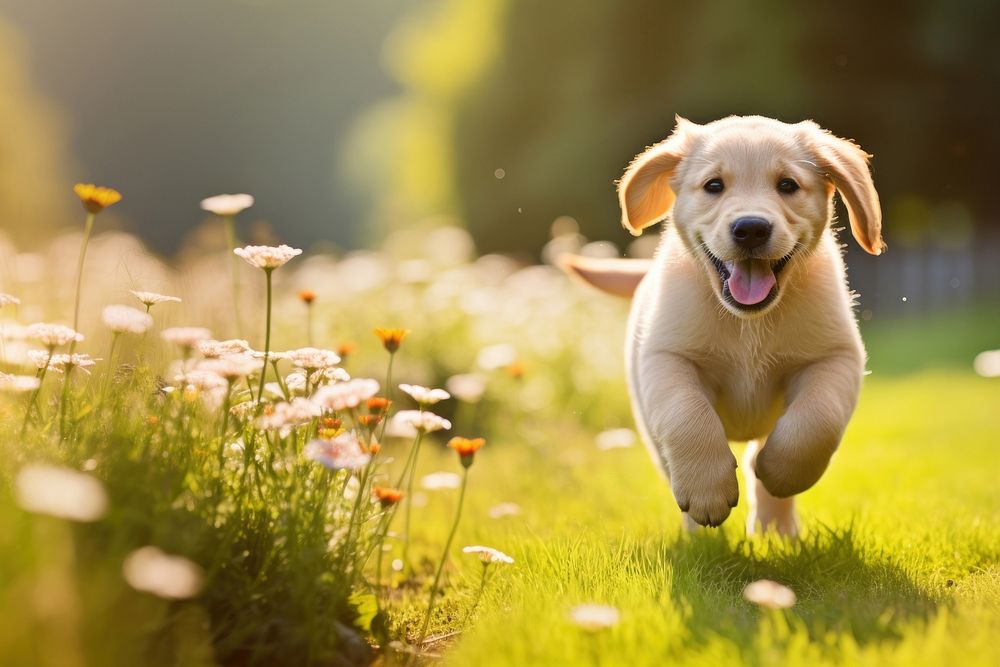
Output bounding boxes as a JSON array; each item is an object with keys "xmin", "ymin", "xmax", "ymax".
[
  {"xmin": 372, "ymin": 486, "xmax": 403, "ymax": 507},
  {"xmin": 358, "ymin": 414, "xmax": 381, "ymax": 428},
  {"xmin": 506, "ymin": 360, "xmax": 526, "ymax": 379},
  {"xmin": 298, "ymin": 289, "xmax": 316, "ymax": 304},
  {"xmin": 366, "ymin": 397, "xmax": 391, "ymax": 413},
  {"xmin": 335, "ymin": 340, "xmax": 358, "ymax": 358},
  {"xmin": 321, "ymin": 417, "xmax": 342, "ymax": 430},
  {"xmin": 73, "ymin": 183, "xmax": 122, "ymax": 214},
  {"xmin": 369, "ymin": 442, "xmax": 381, "ymax": 455},
  {"xmin": 373, "ymin": 327, "xmax": 410, "ymax": 353},
  {"xmin": 448, "ymin": 436, "xmax": 486, "ymax": 468}
]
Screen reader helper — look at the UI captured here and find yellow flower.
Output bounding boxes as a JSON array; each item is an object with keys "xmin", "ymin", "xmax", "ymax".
[
  {"xmin": 373, "ymin": 327, "xmax": 410, "ymax": 353},
  {"xmin": 448, "ymin": 436, "xmax": 486, "ymax": 468},
  {"xmin": 73, "ymin": 183, "xmax": 122, "ymax": 214}
]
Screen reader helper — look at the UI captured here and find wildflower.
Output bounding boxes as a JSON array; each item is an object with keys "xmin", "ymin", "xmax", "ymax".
[
  {"xmin": 14, "ymin": 464, "xmax": 108, "ymax": 522},
  {"xmin": 448, "ymin": 436, "xmax": 485, "ymax": 468},
  {"xmin": 373, "ymin": 327, "xmax": 409, "ymax": 353},
  {"xmin": 0, "ymin": 372, "xmax": 41, "ymax": 393},
  {"xmin": 399, "ymin": 383, "xmax": 450, "ymax": 406},
  {"xmin": 175, "ymin": 369, "xmax": 229, "ymax": 393},
  {"xmin": 251, "ymin": 349, "xmax": 291, "ymax": 363},
  {"xmin": 26, "ymin": 323, "xmax": 83, "ymax": 348},
  {"xmin": 973, "ymin": 350, "xmax": 1000, "ymax": 378},
  {"xmin": 462, "ymin": 545, "xmax": 514, "ymax": 564},
  {"xmin": 595, "ymin": 428, "xmax": 636, "ymax": 450},
  {"xmin": 102, "ymin": 304, "xmax": 154, "ymax": 334},
  {"xmin": 298, "ymin": 289, "xmax": 316, "ymax": 304},
  {"xmin": 233, "ymin": 244, "xmax": 302, "ymax": 270},
  {"xmin": 372, "ymin": 486, "xmax": 404, "ymax": 507},
  {"xmin": 569, "ymin": 604, "xmax": 621, "ymax": 632},
  {"xmin": 200, "ymin": 193, "xmax": 254, "ymax": 217},
  {"xmin": 335, "ymin": 340, "xmax": 358, "ymax": 358},
  {"xmin": 304, "ymin": 432, "xmax": 371, "ymax": 471},
  {"xmin": 311, "ymin": 378, "xmax": 380, "ymax": 412},
  {"xmin": 130, "ymin": 290, "xmax": 181, "ymax": 308},
  {"xmin": 199, "ymin": 354, "xmax": 262, "ymax": 381},
  {"xmin": 283, "ymin": 369, "xmax": 308, "ymax": 395},
  {"xmin": 0, "ymin": 293, "xmax": 20, "ymax": 308},
  {"xmin": 446, "ymin": 373, "xmax": 487, "ymax": 403},
  {"xmin": 742, "ymin": 579, "xmax": 797, "ymax": 610},
  {"xmin": 366, "ymin": 397, "xmax": 391, "ymax": 413},
  {"xmin": 287, "ymin": 347, "xmax": 341, "ymax": 371},
  {"xmin": 73, "ymin": 183, "xmax": 122, "ymax": 214},
  {"xmin": 358, "ymin": 414, "xmax": 381, "ymax": 429},
  {"xmin": 47, "ymin": 353, "xmax": 99, "ymax": 375},
  {"xmin": 311, "ymin": 366, "xmax": 350, "ymax": 385},
  {"xmin": 122, "ymin": 546, "xmax": 204, "ymax": 599},
  {"xmin": 197, "ymin": 338, "xmax": 251, "ymax": 358},
  {"xmin": 393, "ymin": 410, "xmax": 452, "ymax": 434},
  {"xmin": 256, "ymin": 398, "xmax": 321, "ymax": 435},
  {"xmin": 487, "ymin": 502, "xmax": 521, "ymax": 519},
  {"xmin": 506, "ymin": 360, "xmax": 527, "ymax": 379},
  {"xmin": 369, "ymin": 442, "xmax": 381, "ymax": 455},
  {"xmin": 421, "ymin": 471, "xmax": 461, "ymax": 490},
  {"xmin": 161, "ymin": 327, "xmax": 212, "ymax": 350}
]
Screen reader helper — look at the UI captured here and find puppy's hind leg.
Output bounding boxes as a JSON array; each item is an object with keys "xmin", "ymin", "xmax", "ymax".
[{"xmin": 743, "ymin": 440, "xmax": 799, "ymax": 537}]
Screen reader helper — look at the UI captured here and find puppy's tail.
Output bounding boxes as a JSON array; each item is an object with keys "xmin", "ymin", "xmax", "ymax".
[{"xmin": 558, "ymin": 254, "xmax": 651, "ymax": 298}]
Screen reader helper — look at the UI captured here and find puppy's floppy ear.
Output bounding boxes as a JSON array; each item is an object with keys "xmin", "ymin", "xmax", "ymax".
[
  {"xmin": 804, "ymin": 123, "xmax": 886, "ymax": 255},
  {"xmin": 618, "ymin": 116, "xmax": 694, "ymax": 236}
]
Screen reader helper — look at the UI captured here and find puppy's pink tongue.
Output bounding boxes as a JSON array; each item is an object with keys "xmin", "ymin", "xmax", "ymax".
[{"xmin": 726, "ymin": 259, "xmax": 776, "ymax": 305}]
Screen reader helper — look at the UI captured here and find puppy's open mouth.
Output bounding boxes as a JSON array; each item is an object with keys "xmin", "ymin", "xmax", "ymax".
[{"xmin": 704, "ymin": 248, "xmax": 795, "ymax": 312}]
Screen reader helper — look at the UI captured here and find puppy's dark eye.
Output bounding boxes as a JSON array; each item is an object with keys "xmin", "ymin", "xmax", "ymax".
[
  {"xmin": 777, "ymin": 178, "xmax": 800, "ymax": 194},
  {"xmin": 704, "ymin": 178, "xmax": 725, "ymax": 194}
]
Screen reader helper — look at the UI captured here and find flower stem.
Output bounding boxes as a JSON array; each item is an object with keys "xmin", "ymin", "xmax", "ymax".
[
  {"xmin": 58, "ymin": 367, "xmax": 73, "ymax": 440},
  {"xmin": 418, "ymin": 466, "xmax": 468, "ymax": 644},
  {"xmin": 69, "ymin": 213, "xmax": 95, "ymax": 355},
  {"xmin": 21, "ymin": 350, "xmax": 53, "ymax": 435},
  {"xmin": 461, "ymin": 563, "xmax": 490, "ymax": 627},
  {"xmin": 254, "ymin": 269, "xmax": 273, "ymax": 407},
  {"xmin": 223, "ymin": 215, "xmax": 243, "ymax": 337}
]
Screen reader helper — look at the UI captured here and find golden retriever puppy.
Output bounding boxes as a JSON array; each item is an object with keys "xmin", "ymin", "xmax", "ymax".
[{"xmin": 564, "ymin": 115, "xmax": 883, "ymax": 535}]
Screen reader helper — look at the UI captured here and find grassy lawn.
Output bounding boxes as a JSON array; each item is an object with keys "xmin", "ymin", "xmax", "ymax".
[{"xmin": 394, "ymin": 370, "xmax": 1000, "ymax": 666}]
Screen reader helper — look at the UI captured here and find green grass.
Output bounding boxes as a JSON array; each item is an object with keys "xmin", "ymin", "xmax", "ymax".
[{"xmin": 391, "ymin": 370, "xmax": 1000, "ymax": 666}]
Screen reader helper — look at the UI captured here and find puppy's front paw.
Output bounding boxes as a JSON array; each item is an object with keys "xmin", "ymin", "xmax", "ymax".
[
  {"xmin": 671, "ymin": 453, "xmax": 739, "ymax": 527},
  {"xmin": 756, "ymin": 433, "xmax": 833, "ymax": 498}
]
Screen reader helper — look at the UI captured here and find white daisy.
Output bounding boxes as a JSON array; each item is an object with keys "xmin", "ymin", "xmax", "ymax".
[
  {"xmin": 462, "ymin": 545, "xmax": 514, "ymax": 564},
  {"xmin": 742, "ymin": 579, "xmax": 797, "ymax": 610},
  {"xmin": 304, "ymin": 432, "xmax": 371, "ymax": 471},
  {"xmin": 15, "ymin": 464, "xmax": 108, "ymax": 522},
  {"xmin": 399, "ymin": 383, "xmax": 450, "ymax": 406},
  {"xmin": 445, "ymin": 373, "xmax": 487, "ymax": 403},
  {"xmin": 569, "ymin": 604, "xmax": 620, "ymax": 632},
  {"xmin": 311, "ymin": 378, "xmax": 380, "ymax": 412},
  {"xmin": 200, "ymin": 193, "xmax": 254, "ymax": 217},
  {"xmin": 421, "ymin": 471, "xmax": 462, "ymax": 490},
  {"xmin": 122, "ymin": 546, "xmax": 204, "ymax": 600},
  {"xmin": 0, "ymin": 372, "xmax": 41, "ymax": 393},
  {"xmin": 197, "ymin": 338, "xmax": 251, "ymax": 358},
  {"xmin": 287, "ymin": 347, "xmax": 341, "ymax": 371},
  {"xmin": 392, "ymin": 410, "xmax": 451, "ymax": 434},
  {"xmin": 102, "ymin": 304, "xmax": 154, "ymax": 334},
  {"xmin": 130, "ymin": 290, "xmax": 181, "ymax": 307},
  {"xmin": 26, "ymin": 323, "xmax": 83, "ymax": 348},
  {"xmin": 233, "ymin": 244, "xmax": 302, "ymax": 270}
]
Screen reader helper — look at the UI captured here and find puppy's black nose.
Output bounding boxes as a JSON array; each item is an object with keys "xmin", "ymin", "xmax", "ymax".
[{"xmin": 731, "ymin": 217, "xmax": 772, "ymax": 250}]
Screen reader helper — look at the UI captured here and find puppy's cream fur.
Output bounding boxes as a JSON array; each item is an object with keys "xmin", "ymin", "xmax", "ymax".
[{"xmin": 565, "ymin": 115, "xmax": 883, "ymax": 535}]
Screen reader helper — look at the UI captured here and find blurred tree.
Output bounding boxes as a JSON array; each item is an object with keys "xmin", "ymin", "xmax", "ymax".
[
  {"xmin": 350, "ymin": 0, "xmax": 1000, "ymax": 256},
  {"xmin": 0, "ymin": 17, "xmax": 73, "ymax": 248}
]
